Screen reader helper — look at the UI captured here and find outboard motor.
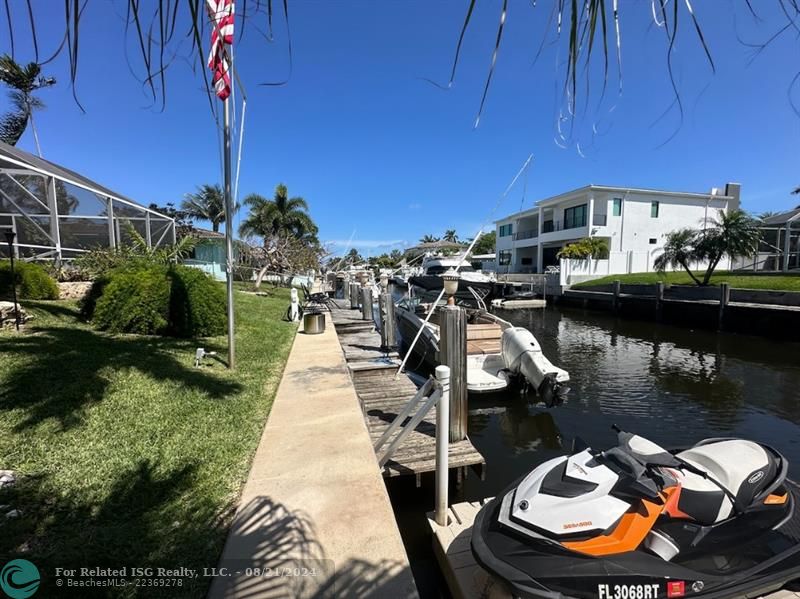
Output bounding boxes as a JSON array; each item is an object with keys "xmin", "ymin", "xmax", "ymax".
[{"xmin": 501, "ymin": 327, "xmax": 569, "ymax": 406}]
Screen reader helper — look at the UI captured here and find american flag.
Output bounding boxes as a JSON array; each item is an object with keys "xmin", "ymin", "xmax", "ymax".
[{"xmin": 207, "ymin": 0, "xmax": 235, "ymax": 100}]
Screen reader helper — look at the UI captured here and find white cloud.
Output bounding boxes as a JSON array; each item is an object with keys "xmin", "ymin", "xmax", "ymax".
[{"xmin": 326, "ymin": 239, "xmax": 408, "ymax": 249}]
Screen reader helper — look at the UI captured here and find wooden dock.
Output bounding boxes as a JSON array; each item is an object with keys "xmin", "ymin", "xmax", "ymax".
[
  {"xmin": 330, "ymin": 299, "xmax": 485, "ymax": 478},
  {"xmin": 428, "ymin": 500, "xmax": 799, "ymax": 599}
]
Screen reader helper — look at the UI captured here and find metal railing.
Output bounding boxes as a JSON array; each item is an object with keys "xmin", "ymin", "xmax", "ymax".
[
  {"xmin": 513, "ymin": 229, "xmax": 538, "ymax": 240},
  {"xmin": 374, "ymin": 367, "xmax": 451, "ymax": 525}
]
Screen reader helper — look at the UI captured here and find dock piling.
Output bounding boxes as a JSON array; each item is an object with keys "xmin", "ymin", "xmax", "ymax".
[
  {"xmin": 350, "ymin": 283, "xmax": 359, "ymax": 310},
  {"xmin": 435, "ymin": 365, "xmax": 451, "ymax": 526},
  {"xmin": 379, "ymin": 292, "xmax": 397, "ymax": 350},
  {"xmin": 719, "ymin": 282, "xmax": 730, "ymax": 330},
  {"xmin": 612, "ymin": 280, "xmax": 621, "ymax": 313},
  {"xmin": 343, "ymin": 278, "xmax": 350, "ymax": 302},
  {"xmin": 361, "ymin": 287, "xmax": 373, "ymax": 321},
  {"xmin": 440, "ymin": 305, "xmax": 467, "ymax": 442}
]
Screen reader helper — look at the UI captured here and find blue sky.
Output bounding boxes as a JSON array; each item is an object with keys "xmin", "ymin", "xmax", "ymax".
[{"xmin": 2, "ymin": 1, "xmax": 799, "ymax": 257}]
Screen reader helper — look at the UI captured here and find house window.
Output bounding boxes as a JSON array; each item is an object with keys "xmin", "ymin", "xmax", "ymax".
[
  {"xmin": 563, "ymin": 204, "xmax": 587, "ymax": 229},
  {"xmin": 521, "ymin": 257, "xmax": 533, "ymax": 266},
  {"xmin": 649, "ymin": 238, "xmax": 657, "ymax": 244},
  {"xmin": 651, "ymin": 201, "xmax": 659, "ymax": 218},
  {"xmin": 612, "ymin": 197, "xmax": 622, "ymax": 216},
  {"xmin": 498, "ymin": 250, "xmax": 512, "ymax": 266},
  {"xmin": 498, "ymin": 223, "xmax": 513, "ymax": 237}
]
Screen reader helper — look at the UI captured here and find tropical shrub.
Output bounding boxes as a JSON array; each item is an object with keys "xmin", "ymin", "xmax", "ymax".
[
  {"xmin": 0, "ymin": 260, "xmax": 59, "ymax": 299},
  {"xmin": 168, "ymin": 265, "xmax": 226, "ymax": 337},
  {"xmin": 557, "ymin": 237, "xmax": 610, "ymax": 260},
  {"xmin": 84, "ymin": 264, "xmax": 225, "ymax": 337},
  {"xmin": 655, "ymin": 209, "xmax": 760, "ymax": 285},
  {"xmin": 92, "ymin": 266, "xmax": 171, "ymax": 335}
]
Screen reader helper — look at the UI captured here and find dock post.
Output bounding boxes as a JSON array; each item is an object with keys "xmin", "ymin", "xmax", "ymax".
[
  {"xmin": 343, "ymin": 278, "xmax": 350, "ymax": 302},
  {"xmin": 361, "ymin": 287, "xmax": 373, "ymax": 322},
  {"xmin": 718, "ymin": 282, "xmax": 730, "ymax": 330},
  {"xmin": 612, "ymin": 280, "xmax": 621, "ymax": 314},
  {"xmin": 440, "ymin": 305, "xmax": 467, "ymax": 442},
  {"xmin": 350, "ymin": 283, "xmax": 359, "ymax": 310},
  {"xmin": 379, "ymin": 292, "xmax": 397, "ymax": 350},
  {"xmin": 655, "ymin": 281, "xmax": 664, "ymax": 321},
  {"xmin": 435, "ymin": 365, "xmax": 450, "ymax": 526}
]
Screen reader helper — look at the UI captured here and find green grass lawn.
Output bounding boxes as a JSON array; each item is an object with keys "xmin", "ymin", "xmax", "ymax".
[
  {"xmin": 0, "ymin": 289, "xmax": 297, "ymax": 597},
  {"xmin": 572, "ymin": 271, "xmax": 800, "ymax": 291}
]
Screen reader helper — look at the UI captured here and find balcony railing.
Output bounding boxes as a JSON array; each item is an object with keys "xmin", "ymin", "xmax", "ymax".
[
  {"xmin": 513, "ymin": 229, "xmax": 538, "ymax": 241},
  {"xmin": 592, "ymin": 213, "xmax": 607, "ymax": 226}
]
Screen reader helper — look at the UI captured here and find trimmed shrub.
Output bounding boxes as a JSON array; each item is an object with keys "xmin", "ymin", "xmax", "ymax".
[
  {"xmin": 92, "ymin": 267, "xmax": 171, "ymax": 334},
  {"xmin": 79, "ymin": 274, "xmax": 112, "ymax": 320},
  {"xmin": 0, "ymin": 260, "xmax": 59, "ymax": 300},
  {"xmin": 168, "ymin": 265, "xmax": 226, "ymax": 338}
]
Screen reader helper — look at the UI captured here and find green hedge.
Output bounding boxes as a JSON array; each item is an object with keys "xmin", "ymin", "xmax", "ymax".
[
  {"xmin": 168, "ymin": 265, "xmax": 226, "ymax": 337},
  {"xmin": 92, "ymin": 267, "xmax": 171, "ymax": 335},
  {"xmin": 0, "ymin": 260, "xmax": 59, "ymax": 300},
  {"xmin": 84, "ymin": 264, "xmax": 226, "ymax": 337}
]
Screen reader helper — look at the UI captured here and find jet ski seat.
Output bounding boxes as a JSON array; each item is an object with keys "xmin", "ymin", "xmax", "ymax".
[{"xmin": 674, "ymin": 440, "xmax": 779, "ymax": 524}]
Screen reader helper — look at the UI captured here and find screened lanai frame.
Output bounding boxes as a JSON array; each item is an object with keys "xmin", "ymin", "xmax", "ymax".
[{"xmin": 0, "ymin": 142, "xmax": 175, "ymax": 261}]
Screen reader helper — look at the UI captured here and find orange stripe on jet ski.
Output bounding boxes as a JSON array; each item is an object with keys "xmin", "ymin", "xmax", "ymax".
[
  {"xmin": 764, "ymin": 492, "xmax": 788, "ymax": 505},
  {"xmin": 561, "ymin": 494, "xmax": 667, "ymax": 557},
  {"xmin": 662, "ymin": 485, "xmax": 693, "ymax": 520}
]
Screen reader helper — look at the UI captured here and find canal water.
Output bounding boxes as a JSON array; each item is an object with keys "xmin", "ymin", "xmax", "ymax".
[{"xmin": 387, "ymin": 303, "xmax": 800, "ymax": 598}]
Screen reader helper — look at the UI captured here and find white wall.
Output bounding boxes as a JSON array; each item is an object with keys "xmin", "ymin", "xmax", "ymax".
[
  {"xmin": 593, "ymin": 191, "xmax": 728, "ymax": 255},
  {"xmin": 560, "ymin": 252, "xmax": 734, "ymax": 286}
]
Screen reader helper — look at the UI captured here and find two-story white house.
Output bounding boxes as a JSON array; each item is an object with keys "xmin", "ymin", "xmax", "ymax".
[{"xmin": 494, "ymin": 183, "xmax": 740, "ymax": 274}]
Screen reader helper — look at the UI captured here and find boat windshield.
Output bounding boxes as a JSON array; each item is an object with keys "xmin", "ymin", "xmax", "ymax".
[{"xmin": 425, "ymin": 265, "xmax": 475, "ymax": 275}]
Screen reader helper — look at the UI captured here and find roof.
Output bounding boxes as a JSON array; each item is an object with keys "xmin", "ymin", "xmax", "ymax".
[
  {"xmin": 0, "ymin": 141, "xmax": 169, "ymax": 218},
  {"xmin": 190, "ymin": 227, "xmax": 225, "ymax": 239},
  {"xmin": 495, "ymin": 184, "xmax": 733, "ymax": 223},
  {"xmin": 761, "ymin": 207, "xmax": 800, "ymax": 226},
  {"xmin": 405, "ymin": 240, "xmax": 467, "ymax": 252}
]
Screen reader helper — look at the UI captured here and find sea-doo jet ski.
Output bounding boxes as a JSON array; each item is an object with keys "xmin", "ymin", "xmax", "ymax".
[{"xmin": 472, "ymin": 427, "xmax": 800, "ymax": 598}]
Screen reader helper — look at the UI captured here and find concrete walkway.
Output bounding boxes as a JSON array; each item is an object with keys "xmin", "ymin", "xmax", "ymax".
[{"xmin": 208, "ymin": 316, "xmax": 418, "ymax": 599}]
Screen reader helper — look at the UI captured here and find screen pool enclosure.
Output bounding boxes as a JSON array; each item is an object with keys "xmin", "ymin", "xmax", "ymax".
[{"xmin": 0, "ymin": 141, "xmax": 175, "ymax": 261}]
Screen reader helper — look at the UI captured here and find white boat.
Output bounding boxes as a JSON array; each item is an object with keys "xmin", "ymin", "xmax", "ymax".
[
  {"xmin": 408, "ymin": 254, "xmax": 497, "ymax": 306},
  {"xmin": 395, "ymin": 298, "xmax": 510, "ymax": 393},
  {"xmin": 395, "ymin": 298, "xmax": 569, "ymax": 399}
]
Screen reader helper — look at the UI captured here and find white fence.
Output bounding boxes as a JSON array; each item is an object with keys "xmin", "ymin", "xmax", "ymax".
[{"xmin": 559, "ymin": 251, "xmax": 733, "ymax": 286}]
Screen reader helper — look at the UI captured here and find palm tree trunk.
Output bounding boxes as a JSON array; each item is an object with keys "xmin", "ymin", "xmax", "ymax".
[
  {"xmin": 27, "ymin": 106, "xmax": 42, "ymax": 157},
  {"xmin": 702, "ymin": 254, "xmax": 722, "ymax": 286},
  {"xmin": 680, "ymin": 259, "xmax": 703, "ymax": 285},
  {"xmin": 212, "ymin": 221, "xmax": 220, "ymax": 233}
]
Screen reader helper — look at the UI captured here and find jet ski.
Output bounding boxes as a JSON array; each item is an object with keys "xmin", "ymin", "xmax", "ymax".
[{"xmin": 472, "ymin": 427, "xmax": 800, "ymax": 599}]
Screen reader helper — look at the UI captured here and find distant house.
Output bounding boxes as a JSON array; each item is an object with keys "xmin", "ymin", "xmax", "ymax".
[
  {"xmin": 471, "ymin": 253, "xmax": 496, "ymax": 273},
  {"xmin": 758, "ymin": 207, "xmax": 800, "ymax": 271},
  {"xmin": 495, "ymin": 183, "xmax": 740, "ymax": 275},
  {"xmin": 184, "ymin": 228, "xmax": 227, "ymax": 281}
]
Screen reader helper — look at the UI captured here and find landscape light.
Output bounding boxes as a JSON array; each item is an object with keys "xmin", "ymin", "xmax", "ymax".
[{"xmin": 442, "ymin": 268, "xmax": 460, "ymax": 306}]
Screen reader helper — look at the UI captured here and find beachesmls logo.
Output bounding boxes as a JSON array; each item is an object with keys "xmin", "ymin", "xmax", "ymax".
[{"xmin": 0, "ymin": 559, "xmax": 40, "ymax": 598}]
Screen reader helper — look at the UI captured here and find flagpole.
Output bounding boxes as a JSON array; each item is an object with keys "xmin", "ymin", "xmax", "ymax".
[{"xmin": 223, "ymin": 96, "xmax": 236, "ymax": 369}]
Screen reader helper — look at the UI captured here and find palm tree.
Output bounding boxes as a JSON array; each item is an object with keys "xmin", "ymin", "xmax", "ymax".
[
  {"xmin": 419, "ymin": 234, "xmax": 440, "ymax": 243},
  {"xmin": 696, "ymin": 209, "xmax": 761, "ymax": 285},
  {"xmin": 0, "ymin": 55, "xmax": 56, "ymax": 155},
  {"xmin": 239, "ymin": 183, "xmax": 318, "ymax": 241},
  {"xmin": 181, "ymin": 184, "xmax": 228, "ymax": 232},
  {"xmin": 443, "ymin": 229, "xmax": 459, "ymax": 243},
  {"xmin": 654, "ymin": 228, "xmax": 703, "ymax": 285},
  {"xmin": 655, "ymin": 210, "xmax": 761, "ymax": 286}
]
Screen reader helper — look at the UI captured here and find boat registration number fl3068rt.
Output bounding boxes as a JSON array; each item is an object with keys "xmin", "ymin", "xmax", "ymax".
[{"xmin": 598, "ymin": 584, "xmax": 661, "ymax": 599}]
